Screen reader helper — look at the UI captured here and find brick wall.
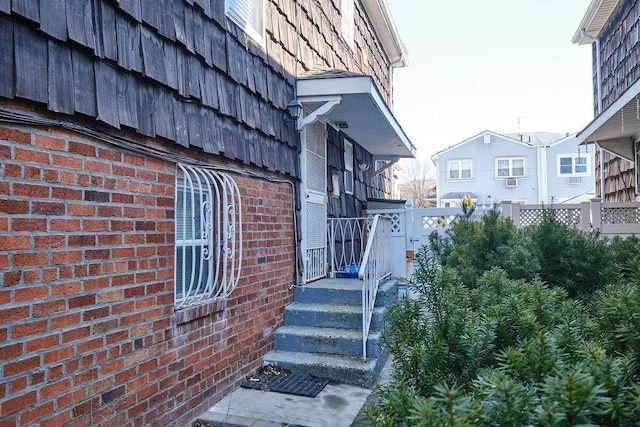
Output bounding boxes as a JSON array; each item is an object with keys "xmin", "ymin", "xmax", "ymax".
[{"xmin": 0, "ymin": 123, "xmax": 296, "ymax": 426}]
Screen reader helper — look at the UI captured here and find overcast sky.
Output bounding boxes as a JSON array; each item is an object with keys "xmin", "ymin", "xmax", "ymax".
[{"xmin": 386, "ymin": 0, "xmax": 594, "ymax": 161}]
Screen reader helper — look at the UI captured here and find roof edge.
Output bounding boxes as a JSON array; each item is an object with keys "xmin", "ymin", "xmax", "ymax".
[
  {"xmin": 361, "ymin": 0, "xmax": 408, "ymax": 67},
  {"xmin": 572, "ymin": 0, "xmax": 621, "ymax": 45}
]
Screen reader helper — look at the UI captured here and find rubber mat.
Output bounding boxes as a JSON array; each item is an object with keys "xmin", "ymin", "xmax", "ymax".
[{"xmin": 241, "ymin": 373, "xmax": 330, "ymax": 397}]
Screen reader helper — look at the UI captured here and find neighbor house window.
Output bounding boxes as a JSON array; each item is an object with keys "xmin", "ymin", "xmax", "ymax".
[
  {"xmin": 447, "ymin": 159, "xmax": 473, "ymax": 180},
  {"xmin": 175, "ymin": 164, "xmax": 242, "ymax": 309},
  {"xmin": 558, "ymin": 154, "xmax": 589, "ymax": 176},
  {"xmin": 341, "ymin": 0, "xmax": 355, "ymax": 49},
  {"xmin": 495, "ymin": 157, "xmax": 525, "ymax": 178},
  {"xmin": 226, "ymin": 0, "xmax": 265, "ymax": 44},
  {"xmin": 344, "ymin": 140, "xmax": 354, "ymax": 194}
]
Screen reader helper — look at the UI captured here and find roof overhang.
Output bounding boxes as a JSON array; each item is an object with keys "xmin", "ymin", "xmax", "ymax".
[
  {"xmin": 572, "ymin": 0, "xmax": 620, "ymax": 44},
  {"xmin": 296, "ymin": 74, "xmax": 416, "ymax": 159},
  {"xmin": 575, "ymin": 76, "xmax": 640, "ymax": 163},
  {"xmin": 361, "ymin": 0, "xmax": 408, "ymax": 66}
]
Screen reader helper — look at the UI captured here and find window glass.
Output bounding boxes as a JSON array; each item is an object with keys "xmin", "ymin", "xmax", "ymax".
[
  {"xmin": 344, "ymin": 141, "xmax": 353, "ymax": 194},
  {"xmin": 461, "ymin": 160, "xmax": 472, "ymax": 178},
  {"xmin": 226, "ymin": 0, "xmax": 265, "ymax": 44},
  {"xmin": 512, "ymin": 159, "xmax": 525, "ymax": 177},
  {"xmin": 497, "ymin": 159, "xmax": 510, "ymax": 177}
]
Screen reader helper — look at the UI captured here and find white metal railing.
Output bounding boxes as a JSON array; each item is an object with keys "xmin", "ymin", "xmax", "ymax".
[
  {"xmin": 327, "ymin": 217, "xmax": 366, "ymax": 278},
  {"xmin": 305, "ymin": 246, "xmax": 326, "ymax": 282},
  {"xmin": 359, "ymin": 214, "xmax": 392, "ymax": 361},
  {"xmin": 175, "ymin": 164, "xmax": 242, "ymax": 309}
]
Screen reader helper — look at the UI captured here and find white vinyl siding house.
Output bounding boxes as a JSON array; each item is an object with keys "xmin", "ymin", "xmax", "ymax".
[{"xmin": 432, "ymin": 131, "xmax": 595, "ymax": 207}]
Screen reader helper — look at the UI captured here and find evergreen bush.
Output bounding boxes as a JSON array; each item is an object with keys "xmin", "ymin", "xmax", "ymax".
[{"xmin": 363, "ymin": 212, "xmax": 640, "ymax": 426}]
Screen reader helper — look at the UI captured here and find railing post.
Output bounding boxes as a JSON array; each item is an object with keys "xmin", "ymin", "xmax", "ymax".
[
  {"xmin": 591, "ymin": 198, "xmax": 602, "ymax": 232},
  {"xmin": 501, "ymin": 200, "xmax": 512, "ymax": 220},
  {"xmin": 580, "ymin": 201, "xmax": 591, "ymax": 232},
  {"xmin": 511, "ymin": 202, "xmax": 521, "ymax": 228}
]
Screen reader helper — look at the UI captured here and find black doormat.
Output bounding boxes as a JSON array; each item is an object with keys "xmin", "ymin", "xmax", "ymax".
[{"xmin": 241, "ymin": 373, "xmax": 330, "ymax": 398}]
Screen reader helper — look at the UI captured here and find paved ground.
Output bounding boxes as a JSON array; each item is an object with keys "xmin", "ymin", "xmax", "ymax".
[{"xmin": 193, "ymin": 357, "xmax": 393, "ymax": 427}]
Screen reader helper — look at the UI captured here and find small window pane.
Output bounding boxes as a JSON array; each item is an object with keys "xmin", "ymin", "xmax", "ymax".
[
  {"xmin": 497, "ymin": 160, "xmax": 509, "ymax": 177},
  {"xmin": 448, "ymin": 161, "xmax": 460, "ymax": 179},
  {"xmin": 512, "ymin": 159, "xmax": 525, "ymax": 177}
]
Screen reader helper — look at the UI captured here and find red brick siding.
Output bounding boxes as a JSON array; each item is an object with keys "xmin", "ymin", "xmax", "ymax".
[{"xmin": 0, "ymin": 124, "xmax": 295, "ymax": 426}]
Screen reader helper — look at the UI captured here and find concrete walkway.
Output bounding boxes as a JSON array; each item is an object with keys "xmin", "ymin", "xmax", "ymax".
[{"xmin": 193, "ymin": 357, "xmax": 393, "ymax": 427}]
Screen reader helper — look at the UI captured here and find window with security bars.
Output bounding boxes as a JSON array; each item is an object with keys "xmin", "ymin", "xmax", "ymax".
[
  {"xmin": 558, "ymin": 154, "xmax": 589, "ymax": 176},
  {"xmin": 226, "ymin": 0, "xmax": 265, "ymax": 44},
  {"xmin": 175, "ymin": 164, "xmax": 243, "ymax": 309},
  {"xmin": 495, "ymin": 157, "xmax": 525, "ymax": 178},
  {"xmin": 447, "ymin": 159, "xmax": 473, "ymax": 180}
]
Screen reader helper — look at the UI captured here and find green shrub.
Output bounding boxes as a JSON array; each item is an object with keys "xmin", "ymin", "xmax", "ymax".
[{"xmin": 365, "ymin": 228, "xmax": 640, "ymax": 426}]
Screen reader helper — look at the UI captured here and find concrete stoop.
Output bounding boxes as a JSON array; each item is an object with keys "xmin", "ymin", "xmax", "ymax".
[{"xmin": 263, "ymin": 278, "xmax": 398, "ymax": 388}]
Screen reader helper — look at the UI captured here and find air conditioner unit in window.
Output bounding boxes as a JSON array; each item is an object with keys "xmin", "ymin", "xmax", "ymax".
[
  {"xmin": 505, "ymin": 178, "xmax": 518, "ymax": 188},
  {"xmin": 567, "ymin": 176, "xmax": 582, "ymax": 184}
]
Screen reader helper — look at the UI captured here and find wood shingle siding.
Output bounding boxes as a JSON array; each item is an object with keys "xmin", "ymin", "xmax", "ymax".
[{"xmin": 0, "ymin": 0, "xmax": 299, "ymax": 177}]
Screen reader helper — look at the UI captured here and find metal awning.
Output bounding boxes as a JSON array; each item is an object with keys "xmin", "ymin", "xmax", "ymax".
[
  {"xmin": 296, "ymin": 70, "xmax": 416, "ymax": 159},
  {"xmin": 575, "ymin": 77, "xmax": 640, "ymax": 162}
]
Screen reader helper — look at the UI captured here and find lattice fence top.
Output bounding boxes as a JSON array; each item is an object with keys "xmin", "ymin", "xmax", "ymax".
[
  {"xmin": 422, "ymin": 214, "xmax": 457, "ymax": 229},
  {"xmin": 601, "ymin": 207, "xmax": 640, "ymax": 224},
  {"xmin": 365, "ymin": 213, "xmax": 402, "ymax": 235},
  {"xmin": 519, "ymin": 208, "xmax": 581, "ymax": 227}
]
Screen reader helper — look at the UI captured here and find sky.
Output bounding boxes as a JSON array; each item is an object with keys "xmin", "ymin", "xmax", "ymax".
[{"xmin": 386, "ymin": 0, "xmax": 595, "ymax": 162}]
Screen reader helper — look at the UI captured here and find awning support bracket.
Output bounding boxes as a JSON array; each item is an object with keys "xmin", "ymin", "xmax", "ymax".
[
  {"xmin": 373, "ymin": 159, "xmax": 398, "ymax": 177},
  {"xmin": 297, "ymin": 96, "xmax": 343, "ymax": 130}
]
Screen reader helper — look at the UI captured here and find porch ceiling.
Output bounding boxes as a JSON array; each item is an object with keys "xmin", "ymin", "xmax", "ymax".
[
  {"xmin": 296, "ymin": 72, "xmax": 416, "ymax": 159},
  {"xmin": 576, "ymin": 78, "xmax": 640, "ymax": 163}
]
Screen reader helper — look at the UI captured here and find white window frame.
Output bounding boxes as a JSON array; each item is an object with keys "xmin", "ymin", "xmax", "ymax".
[
  {"xmin": 446, "ymin": 159, "xmax": 473, "ymax": 181},
  {"xmin": 175, "ymin": 164, "xmax": 243, "ymax": 309},
  {"xmin": 341, "ymin": 0, "xmax": 355, "ymax": 50},
  {"xmin": 495, "ymin": 157, "xmax": 525, "ymax": 178},
  {"xmin": 344, "ymin": 140, "xmax": 354, "ymax": 194},
  {"xmin": 557, "ymin": 154, "xmax": 590, "ymax": 176},
  {"xmin": 225, "ymin": 0, "xmax": 265, "ymax": 45}
]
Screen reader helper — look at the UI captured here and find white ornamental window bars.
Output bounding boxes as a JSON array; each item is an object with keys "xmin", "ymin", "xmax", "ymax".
[{"xmin": 175, "ymin": 164, "xmax": 243, "ymax": 309}]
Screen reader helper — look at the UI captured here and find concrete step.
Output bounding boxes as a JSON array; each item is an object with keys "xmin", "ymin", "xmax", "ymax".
[
  {"xmin": 274, "ymin": 325, "xmax": 382, "ymax": 358},
  {"xmin": 284, "ymin": 303, "xmax": 387, "ymax": 331},
  {"xmin": 263, "ymin": 350, "xmax": 389, "ymax": 387},
  {"xmin": 294, "ymin": 278, "xmax": 398, "ymax": 306}
]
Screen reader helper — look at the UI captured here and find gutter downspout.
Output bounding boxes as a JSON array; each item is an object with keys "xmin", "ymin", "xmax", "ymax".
[
  {"xmin": 537, "ymin": 146, "xmax": 548, "ymax": 203},
  {"xmin": 581, "ymin": 29, "xmax": 606, "ymax": 199},
  {"xmin": 388, "ymin": 52, "xmax": 406, "ymax": 111}
]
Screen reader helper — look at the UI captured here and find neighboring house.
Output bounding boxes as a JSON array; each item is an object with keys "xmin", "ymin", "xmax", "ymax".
[
  {"xmin": 573, "ymin": 0, "xmax": 640, "ymax": 202},
  {"xmin": 0, "ymin": 1, "xmax": 414, "ymax": 426},
  {"xmin": 431, "ymin": 131, "xmax": 595, "ymax": 208}
]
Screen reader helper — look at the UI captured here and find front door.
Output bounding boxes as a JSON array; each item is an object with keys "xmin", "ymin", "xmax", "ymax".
[{"xmin": 301, "ymin": 121, "xmax": 328, "ymax": 283}]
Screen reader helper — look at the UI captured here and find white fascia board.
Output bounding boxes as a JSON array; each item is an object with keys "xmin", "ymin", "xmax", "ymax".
[
  {"xmin": 368, "ymin": 80, "xmax": 415, "ymax": 156},
  {"xmin": 572, "ymin": 0, "xmax": 621, "ymax": 44},
  {"xmin": 576, "ymin": 76, "xmax": 640, "ymax": 144},
  {"xmin": 297, "ymin": 76, "xmax": 372, "ymax": 97},
  {"xmin": 361, "ymin": 0, "xmax": 408, "ymax": 66}
]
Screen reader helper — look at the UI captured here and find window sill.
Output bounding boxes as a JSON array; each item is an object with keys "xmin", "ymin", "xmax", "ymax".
[{"xmin": 174, "ymin": 299, "xmax": 226, "ymax": 325}]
